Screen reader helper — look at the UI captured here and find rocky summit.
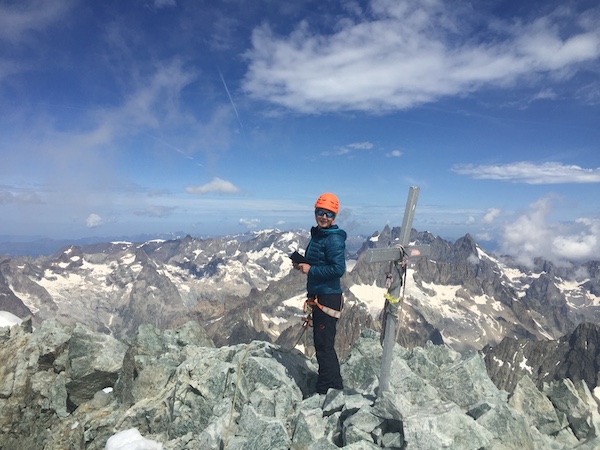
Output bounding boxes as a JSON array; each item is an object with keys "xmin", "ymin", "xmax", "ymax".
[{"xmin": 1, "ymin": 319, "xmax": 600, "ymax": 450}]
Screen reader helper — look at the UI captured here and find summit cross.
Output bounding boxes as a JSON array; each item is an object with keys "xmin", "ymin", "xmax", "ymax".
[{"xmin": 364, "ymin": 186, "xmax": 429, "ymax": 397}]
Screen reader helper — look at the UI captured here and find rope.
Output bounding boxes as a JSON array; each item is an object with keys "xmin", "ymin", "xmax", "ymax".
[
  {"xmin": 280, "ymin": 302, "xmax": 312, "ymax": 354},
  {"xmin": 292, "ymin": 325, "xmax": 308, "ymax": 350},
  {"xmin": 223, "ymin": 343, "xmax": 252, "ymax": 450},
  {"xmin": 381, "ymin": 245, "xmax": 408, "ymax": 341},
  {"xmin": 394, "ymin": 258, "xmax": 408, "ymax": 342}
]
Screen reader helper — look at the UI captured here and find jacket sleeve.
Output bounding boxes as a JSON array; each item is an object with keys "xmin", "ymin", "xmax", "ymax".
[{"xmin": 308, "ymin": 233, "xmax": 346, "ymax": 280}]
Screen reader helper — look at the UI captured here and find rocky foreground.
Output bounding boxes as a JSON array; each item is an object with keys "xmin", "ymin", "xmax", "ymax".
[{"xmin": 1, "ymin": 319, "xmax": 600, "ymax": 449}]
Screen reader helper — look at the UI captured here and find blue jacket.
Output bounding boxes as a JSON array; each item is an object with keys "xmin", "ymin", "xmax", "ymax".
[{"xmin": 305, "ymin": 225, "xmax": 346, "ymax": 295}]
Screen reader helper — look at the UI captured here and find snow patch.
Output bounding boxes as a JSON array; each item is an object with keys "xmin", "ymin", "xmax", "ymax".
[
  {"xmin": 7, "ymin": 287, "xmax": 40, "ymax": 314},
  {"xmin": 105, "ymin": 428, "xmax": 163, "ymax": 450},
  {"xmin": 120, "ymin": 254, "xmax": 136, "ymax": 265},
  {"xmin": 349, "ymin": 282, "xmax": 387, "ymax": 317},
  {"xmin": 492, "ymin": 356, "xmax": 505, "ymax": 368},
  {"xmin": 282, "ymin": 293, "xmax": 307, "ymax": 310},
  {"xmin": 532, "ymin": 318, "xmax": 554, "ymax": 340},
  {"xmin": 519, "ymin": 355, "xmax": 533, "ymax": 374},
  {"xmin": 0, "ymin": 311, "xmax": 23, "ymax": 328},
  {"xmin": 261, "ymin": 313, "xmax": 288, "ymax": 326}
]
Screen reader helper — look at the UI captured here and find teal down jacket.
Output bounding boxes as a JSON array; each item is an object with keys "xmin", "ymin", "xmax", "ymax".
[{"xmin": 305, "ymin": 225, "xmax": 347, "ymax": 295}]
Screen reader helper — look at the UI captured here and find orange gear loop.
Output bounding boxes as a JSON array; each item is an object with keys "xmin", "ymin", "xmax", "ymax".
[{"xmin": 304, "ymin": 295, "xmax": 343, "ymax": 320}]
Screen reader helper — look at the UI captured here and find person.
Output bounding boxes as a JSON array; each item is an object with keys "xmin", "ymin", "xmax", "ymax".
[{"xmin": 295, "ymin": 192, "xmax": 346, "ymax": 394}]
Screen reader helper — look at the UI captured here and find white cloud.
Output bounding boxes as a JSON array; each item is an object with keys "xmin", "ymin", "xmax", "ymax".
[
  {"xmin": 347, "ymin": 142, "xmax": 374, "ymax": 150},
  {"xmin": 3, "ymin": 59, "xmax": 202, "ymax": 203},
  {"xmin": 0, "ymin": 190, "xmax": 43, "ymax": 204},
  {"xmin": 552, "ymin": 218, "xmax": 599, "ymax": 262},
  {"xmin": 243, "ymin": 0, "xmax": 600, "ymax": 113},
  {"xmin": 498, "ymin": 197, "xmax": 600, "ymax": 266},
  {"xmin": 325, "ymin": 141, "xmax": 374, "ymax": 156},
  {"xmin": 532, "ymin": 89, "xmax": 558, "ymax": 101},
  {"xmin": 239, "ymin": 218, "xmax": 260, "ymax": 229},
  {"xmin": 576, "ymin": 81, "xmax": 600, "ymax": 105},
  {"xmin": 386, "ymin": 150, "xmax": 403, "ymax": 158},
  {"xmin": 482, "ymin": 208, "xmax": 501, "ymax": 224},
  {"xmin": 153, "ymin": 0, "xmax": 176, "ymax": 9},
  {"xmin": 467, "ymin": 254, "xmax": 479, "ymax": 265},
  {"xmin": 453, "ymin": 162, "xmax": 600, "ymax": 184},
  {"xmin": 185, "ymin": 177, "xmax": 240, "ymax": 195},
  {"xmin": 476, "ymin": 232, "xmax": 492, "ymax": 242},
  {"xmin": 86, "ymin": 213, "xmax": 103, "ymax": 228},
  {"xmin": 0, "ymin": 0, "xmax": 74, "ymax": 42}
]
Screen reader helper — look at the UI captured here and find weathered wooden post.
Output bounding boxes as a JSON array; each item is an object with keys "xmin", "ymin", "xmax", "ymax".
[{"xmin": 364, "ymin": 186, "xmax": 428, "ymax": 397}]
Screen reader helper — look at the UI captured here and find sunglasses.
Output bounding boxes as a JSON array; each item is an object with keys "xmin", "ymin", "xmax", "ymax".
[{"xmin": 315, "ymin": 209, "xmax": 335, "ymax": 218}]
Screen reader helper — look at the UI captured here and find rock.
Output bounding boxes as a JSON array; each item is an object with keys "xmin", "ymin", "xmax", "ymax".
[
  {"xmin": 292, "ymin": 407, "xmax": 327, "ymax": 449},
  {"xmin": 237, "ymin": 404, "xmax": 291, "ymax": 450},
  {"xmin": 307, "ymin": 438, "xmax": 339, "ymax": 450},
  {"xmin": 544, "ymin": 378, "xmax": 600, "ymax": 441},
  {"xmin": 402, "ymin": 401, "xmax": 493, "ymax": 450},
  {"xmin": 65, "ymin": 323, "xmax": 127, "ymax": 407},
  {"xmin": 475, "ymin": 402, "xmax": 536, "ymax": 450},
  {"xmin": 432, "ymin": 351, "xmax": 507, "ymax": 408},
  {"xmin": 508, "ymin": 375, "xmax": 562, "ymax": 435},
  {"xmin": 574, "ymin": 436, "xmax": 600, "ymax": 449},
  {"xmin": 2, "ymin": 322, "xmax": 600, "ymax": 450},
  {"xmin": 342, "ymin": 406, "xmax": 383, "ymax": 445},
  {"xmin": 482, "ymin": 322, "xmax": 600, "ymax": 394}
]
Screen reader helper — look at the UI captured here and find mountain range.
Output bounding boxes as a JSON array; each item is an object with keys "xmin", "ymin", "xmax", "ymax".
[{"xmin": 1, "ymin": 226, "xmax": 599, "ymax": 396}]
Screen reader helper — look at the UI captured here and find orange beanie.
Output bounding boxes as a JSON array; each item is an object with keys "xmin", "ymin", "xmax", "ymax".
[{"xmin": 315, "ymin": 192, "xmax": 339, "ymax": 214}]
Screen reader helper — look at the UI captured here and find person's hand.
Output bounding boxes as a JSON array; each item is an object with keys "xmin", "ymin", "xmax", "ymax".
[{"xmin": 298, "ymin": 263, "xmax": 310, "ymax": 274}]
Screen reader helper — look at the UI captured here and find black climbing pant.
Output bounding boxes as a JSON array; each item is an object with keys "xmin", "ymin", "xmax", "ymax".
[{"xmin": 311, "ymin": 293, "xmax": 344, "ymax": 394}]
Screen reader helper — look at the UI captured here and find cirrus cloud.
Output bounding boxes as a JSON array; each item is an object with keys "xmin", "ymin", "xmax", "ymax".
[
  {"xmin": 133, "ymin": 205, "xmax": 176, "ymax": 218},
  {"xmin": 452, "ymin": 162, "xmax": 600, "ymax": 184}
]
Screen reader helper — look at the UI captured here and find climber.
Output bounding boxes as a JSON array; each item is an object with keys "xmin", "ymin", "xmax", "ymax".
[{"xmin": 294, "ymin": 192, "xmax": 346, "ymax": 394}]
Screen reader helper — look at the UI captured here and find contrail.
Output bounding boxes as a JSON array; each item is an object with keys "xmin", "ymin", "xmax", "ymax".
[
  {"xmin": 218, "ymin": 69, "xmax": 247, "ymax": 141},
  {"xmin": 149, "ymin": 135, "xmax": 200, "ymax": 164}
]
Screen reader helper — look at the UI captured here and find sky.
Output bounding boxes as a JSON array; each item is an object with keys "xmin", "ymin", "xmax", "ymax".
[{"xmin": 1, "ymin": 0, "xmax": 599, "ymax": 266}]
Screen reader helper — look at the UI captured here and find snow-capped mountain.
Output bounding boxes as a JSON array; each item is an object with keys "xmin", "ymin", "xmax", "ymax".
[{"xmin": 1, "ymin": 226, "xmax": 598, "ymax": 364}]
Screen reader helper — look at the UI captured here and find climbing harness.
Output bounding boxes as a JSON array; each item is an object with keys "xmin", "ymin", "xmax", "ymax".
[
  {"xmin": 305, "ymin": 295, "xmax": 343, "ymax": 320},
  {"xmin": 287, "ymin": 295, "xmax": 344, "ymax": 354},
  {"xmin": 302, "ymin": 300, "xmax": 314, "ymax": 329}
]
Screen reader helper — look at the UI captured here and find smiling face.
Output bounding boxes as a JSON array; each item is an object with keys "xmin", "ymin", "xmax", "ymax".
[{"xmin": 315, "ymin": 208, "xmax": 335, "ymax": 228}]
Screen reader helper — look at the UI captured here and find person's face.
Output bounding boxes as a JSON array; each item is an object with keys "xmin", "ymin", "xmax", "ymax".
[{"xmin": 315, "ymin": 208, "xmax": 335, "ymax": 228}]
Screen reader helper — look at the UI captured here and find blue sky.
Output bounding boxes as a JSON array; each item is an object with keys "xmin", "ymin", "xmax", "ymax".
[{"xmin": 1, "ymin": 0, "xmax": 599, "ymax": 265}]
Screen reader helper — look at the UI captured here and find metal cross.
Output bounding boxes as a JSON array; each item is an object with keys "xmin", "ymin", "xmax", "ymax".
[{"xmin": 364, "ymin": 186, "xmax": 429, "ymax": 397}]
